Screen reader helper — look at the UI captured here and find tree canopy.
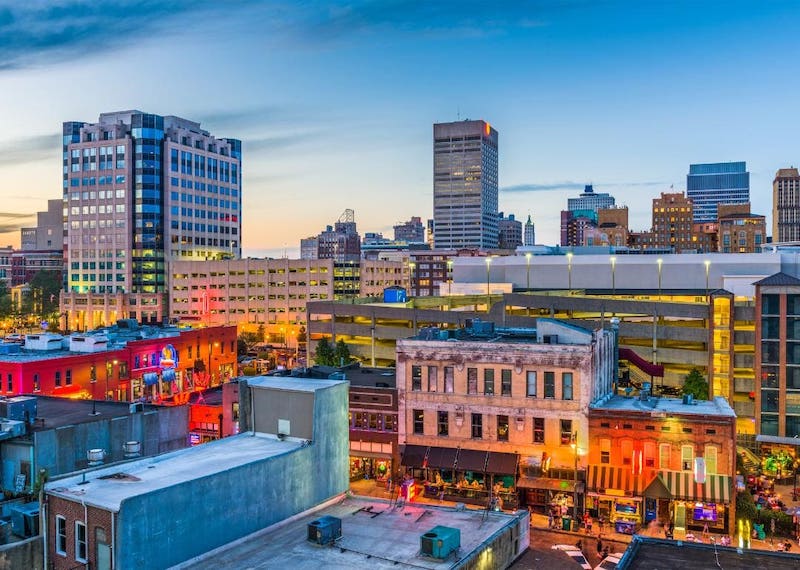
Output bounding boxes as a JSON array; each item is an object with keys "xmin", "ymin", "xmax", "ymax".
[{"xmin": 682, "ymin": 368, "xmax": 709, "ymax": 400}]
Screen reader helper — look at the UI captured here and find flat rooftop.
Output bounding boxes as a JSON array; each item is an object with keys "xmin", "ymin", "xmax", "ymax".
[
  {"xmin": 46, "ymin": 433, "xmax": 299, "ymax": 511},
  {"xmin": 30, "ymin": 396, "xmax": 162, "ymax": 432},
  {"xmin": 620, "ymin": 537, "xmax": 800, "ymax": 569},
  {"xmin": 247, "ymin": 376, "xmax": 344, "ymax": 392},
  {"xmin": 178, "ymin": 496, "xmax": 521, "ymax": 570},
  {"xmin": 592, "ymin": 395, "xmax": 736, "ymax": 418}
]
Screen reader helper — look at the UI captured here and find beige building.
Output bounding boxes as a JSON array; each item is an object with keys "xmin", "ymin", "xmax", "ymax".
[
  {"xmin": 396, "ymin": 319, "xmax": 616, "ymax": 513},
  {"xmin": 717, "ymin": 203, "xmax": 765, "ymax": 253},
  {"xmin": 773, "ymin": 167, "xmax": 800, "ymax": 243}
]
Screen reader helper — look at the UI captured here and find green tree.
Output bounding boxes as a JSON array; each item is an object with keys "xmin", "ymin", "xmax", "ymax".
[
  {"xmin": 314, "ymin": 337, "xmax": 335, "ymax": 366},
  {"xmin": 26, "ymin": 271, "xmax": 62, "ymax": 317},
  {"xmin": 682, "ymin": 368, "xmax": 709, "ymax": 400},
  {"xmin": 334, "ymin": 339, "xmax": 351, "ymax": 367},
  {"xmin": 736, "ymin": 490, "xmax": 757, "ymax": 522},
  {"xmin": 0, "ymin": 281, "xmax": 12, "ymax": 319},
  {"xmin": 256, "ymin": 323, "xmax": 265, "ymax": 342}
]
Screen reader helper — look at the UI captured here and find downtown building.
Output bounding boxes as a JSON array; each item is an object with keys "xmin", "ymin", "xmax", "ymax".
[
  {"xmin": 60, "ymin": 110, "xmax": 241, "ymax": 330},
  {"xmin": 773, "ymin": 167, "xmax": 800, "ymax": 243},
  {"xmin": 560, "ymin": 185, "xmax": 617, "ymax": 246},
  {"xmin": 686, "ymin": 161, "xmax": 750, "ymax": 224},
  {"xmin": 433, "ymin": 120, "xmax": 499, "ymax": 250}
]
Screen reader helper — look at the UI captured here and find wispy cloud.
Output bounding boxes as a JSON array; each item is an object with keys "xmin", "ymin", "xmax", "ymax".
[
  {"xmin": 502, "ymin": 180, "xmax": 666, "ymax": 193},
  {"xmin": 0, "ymin": 212, "xmax": 35, "ymax": 234},
  {"xmin": 0, "ymin": 133, "xmax": 60, "ymax": 166}
]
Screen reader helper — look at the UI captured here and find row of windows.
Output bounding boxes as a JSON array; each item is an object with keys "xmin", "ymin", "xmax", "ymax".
[
  {"xmin": 597, "ymin": 440, "xmax": 718, "ymax": 473},
  {"xmin": 411, "ymin": 366, "xmax": 574, "ymax": 400},
  {"xmin": 69, "ymin": 176, "xmax": 126, "ymax": 187},
  {"xmin": 350, "ymin": 412, "xmax": 398, "ymax": 432},
  {"xmin": 413, "ymin": 409, "xmax": 573, "ymax": 444},
  {"xmin": 55, "ymin": 517, "xmax": 86, "ymax": 562}
]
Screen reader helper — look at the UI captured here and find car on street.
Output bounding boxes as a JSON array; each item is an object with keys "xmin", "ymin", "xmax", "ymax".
[
  {"xmin": 551, "ymin": 544, "xmax": 592, "ymax": 569},
  {"xmin": 594, "ymin": 552, "xmax": 625, "ymax": 570}
]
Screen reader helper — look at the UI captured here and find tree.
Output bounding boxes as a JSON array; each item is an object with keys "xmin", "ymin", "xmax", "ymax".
[
  {"xmin": 334, "ymin": 339, "xmax": 351, "ymax": 366},
  {"xmin": 682, "ymin": 368, "xmax": 709, "ymax": 400},
  {"xmin": 314, "ymin": 337, "xmax": 335, "ymax": 366},
  {"xmin": 736, "ymin": 490, "xmax": 757, "ymax": 523}
]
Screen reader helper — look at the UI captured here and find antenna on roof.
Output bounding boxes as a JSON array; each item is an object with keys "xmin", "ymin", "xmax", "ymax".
[{"xmin": 457, "ymin": 107, "xmax": 460, "ymax": 121}]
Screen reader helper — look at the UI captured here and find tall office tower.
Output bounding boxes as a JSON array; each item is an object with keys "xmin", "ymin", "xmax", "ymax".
[
  {"xmin": 651, "ymin": 192, "xmax": 697, "ymax": 252},
  {"xmin": 433, "ymin": 120, "xmax": 499, "ymax": 250},
  {"xmin": 686, "ymin": 161, "xmax": 749, "ymax": 223},
  {"xmin": 61, "ymin": 110, "xmax": 241, "ymax": 328},
  {"xmin": 315, "ymin": 209, "xmax": 361, "ymax": 262},
  {"xmin": 523, "ymin": 214, "xmax": 535, "ymax": 246},
  {"xmin": 497, "ymin": 212, "xmax": 522, "ymax": 249},
  {"xmin": 773, "ymin": 167, "xmax": 800, "ymax": 243},
  {"xmin": 566, "ymin": 184, "xmax": 616, "ymax": 216},
  {"xmin": 394, "ymin": 216, "xmax": 425, "ymax": 243}
]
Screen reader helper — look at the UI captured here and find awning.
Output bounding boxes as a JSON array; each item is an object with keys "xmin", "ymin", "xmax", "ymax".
[
  {"xmin": 517, "ymin": 476, "xmax": 576, "ymax": 492},
  {"xmin": 143, "ymin": 372, "xmax": 159, "ymax": 386},
  {"xmin": 486, "ymin": 452, "xmax": 519, "ymax": 475},
  {"xmin": 400, "ymin": 445, "xmax": 428, "ymax": 468},
  {"xmin": 587, "ymin": 465, "xmax": 644, "ymax": 495},
  {"xmin": 756, "ymin": 434, "xmax": 800, "ymax": 446},
  {"xmin": 649, "ymin": 471, "xmax": 732, "ymax": 503},
  {"xmin": 426, "ymin": 446, "xmax": 458, "ymax": 470},
  {"xmin": 455, "ymin": 449, "xmax": 489, "ymax": 472}
]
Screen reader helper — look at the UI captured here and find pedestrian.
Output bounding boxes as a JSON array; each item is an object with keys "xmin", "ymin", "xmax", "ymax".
[
  {"xmin": 598, "ymin": 515, "xmax": 605, "ymax": 534},
  {"xmin": 596, "ymin": 538, "xmax": 603, "ymax": 557},
  {"xmin": 548, "ymin": 511, "xmax": 554, "ymax": 529},
  {"xmin": 602, "ymin": 545, "xmax": 609, "ymax": 559},
  {"xmin": 702, "ymin": 521, "xmax": 709, "ymax": 539}
]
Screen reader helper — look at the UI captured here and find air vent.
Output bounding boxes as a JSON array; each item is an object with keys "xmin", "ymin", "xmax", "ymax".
[
  {"xmin": 419, "ymin": 526, "xmax": 460, "ymax": 560},
  {"xmin": 307, "ymin": 516, "xmax": 342, "ymax": 546}
]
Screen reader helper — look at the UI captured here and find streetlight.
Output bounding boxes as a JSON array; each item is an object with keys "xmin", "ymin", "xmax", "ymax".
[
  {"xmin": 571, "ymin": 431, "xmax": 579, "ymax": 521},
  {"xmin": 89, "ymin": 364, "xmax": 98, "ymax": 416},
  {"xmin": 704, "ymin": 259, "xmax": 711, "ymax": 296},
  {"xmin": 105, "ymin": 359, "xmax": 118, "ymax": 401},
  {"xmin": 485, "ymin": 257, "xmax": 492, "ymax": 312},
  {"xmin": 657, "ymin": 258, "xmax": 663, "ymax": 300},
  {"xmin": 610, "ymin": 256, "xmax": 617, "ymax": 298},
  {"xmin": 566, "ymin": 252, "xmax": 573, "ymax": 292}
]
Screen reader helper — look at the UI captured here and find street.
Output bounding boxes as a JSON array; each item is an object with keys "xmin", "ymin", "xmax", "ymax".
[{"xmin": 511, "ymin": 526, "xmax": 629, "ymax": 569}]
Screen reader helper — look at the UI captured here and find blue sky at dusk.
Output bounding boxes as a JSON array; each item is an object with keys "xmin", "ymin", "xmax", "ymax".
[{"xmin": 0, "ymin": 1, "xmax": 798, "ymax": 256}]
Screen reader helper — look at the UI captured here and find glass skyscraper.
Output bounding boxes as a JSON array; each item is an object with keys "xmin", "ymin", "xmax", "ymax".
[
  {"xmin": 686, "ymin": 162, "xmax": 749, "ymax": 223},
  {"xmin": 433, "ymin": 120, "xmax": 499, "ymax": 250}
]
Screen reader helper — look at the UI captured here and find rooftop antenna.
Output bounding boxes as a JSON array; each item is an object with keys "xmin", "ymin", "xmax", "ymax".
[{"xmin": 457, "ymin": 107, "xmax": 460, "ymax": 121}]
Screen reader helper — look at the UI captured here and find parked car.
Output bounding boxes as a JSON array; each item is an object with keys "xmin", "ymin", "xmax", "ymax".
[
  {"xmin": 595, "ymin": 552, "xmax": 625, "ymax": 570},
  {"xmin": 551, "ymin": 544, "xmax": 592, "ymax": 570}
]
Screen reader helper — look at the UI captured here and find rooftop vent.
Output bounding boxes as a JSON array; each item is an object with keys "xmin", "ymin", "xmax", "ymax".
[
  {"xmin": 307, "ymin": 515, "xmax": 342, "ymax": 546},
  {"xmin": 123, "ymin": 441, "xmax": 141, "ymax": 458},
  {"xmin": 682, "ymin": 394, "xmax": 695, "ymax": 405},
  {"xmin": 87, "ymin": 449, "xmax": 105, "ymax": 466},
  {"xmin": 420, "ymin": 526, "xmax": 460, "ymax": 560}
]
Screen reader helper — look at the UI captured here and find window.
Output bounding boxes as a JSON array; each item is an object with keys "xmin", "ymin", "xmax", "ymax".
[
  {"xmin": 621, "ymin": 439, "xmax": 633, "ymax": 465},
  {"xmin": 427, "ymin": 366, "xmax": 438, "ymax": 392},
  {"xmin": 562, "ymin": 372, "xmax": 573, "ymax": 400},
  {"xmin": 6, "ymin": 373, "xmax": 10, "ymax": 392},
  {"xmin": 413, "ymin": 409, "xmax": 424, "ymax": 435},
  {"xmin": 467, "ymin": 368, "xmax": 478, "ymax": 394},
  {"xmin": 66, "ymin": 369, "xmax": 72, "ymax": 385},
  {"xmin": 484, "ymin": 369, "xmax": 494, "ymax": 395},
  {"xmin": 497, "ymin": 415, "xmax": 509, "ymax": 441},
  {"xmin": 56, "ymin": 516, "xmax": 67, "ymax": 556},
  {"xmin": 501, "ymin": 369, "xmax": 512, "ymax": 396},
  {"xmin": 33, "ymin": 374, "xmax": 40, "ymax": 391},
  {"xmin": 544, "ymin": 372, "xmax": 555, "ymax": 398},
  {"xmin": 704, "ymin": 445, "xmax": 717, "ymax": 475},
  {"xmin": 526, "ymin": 371, "xmax": 537, "ymax": 397},
  {"xmin": 644, "ymin": 441, "xmax": 656, "ymax": 468},
  {"xmin": 444, "ymin": 366, "xmax": 454, "ymax": 393},
  {"xmin": 471, "ymin": 413, "xmax": 483, "ymax": 439},
  {"xmin": 75, "ymin": 521, "xmax": 87, "ymax": 563},
  {"xmin": 438, "ymin": 410, "xmax": 449, "ymax": 436},
  {"xmin": 533, "ymin": 418, "xmax": 545, "ymax": 443},
  {"xmin": 560, "ymin": 419, "xmax": 572, "ymax": 445},
  {"xmin": 55, "ymin": 371, "xmax": 61, "ymax": 387},
  {"xmin": 600, "ymin": 438, "xmax": 611, "ymax": 464},
  {"xmin": 411, "ymin": 365, "xmax": 422, "ymax": 391},
  {"xmin": 659, "ymin": 443, "xmax": 671, "ymax": 469},
  {"xmin": 681, "ymin": 445, "xmax": 693, "ymax": 471}
]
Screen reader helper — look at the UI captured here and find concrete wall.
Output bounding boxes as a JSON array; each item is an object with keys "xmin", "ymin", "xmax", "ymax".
[
  {"xmin": 251, "ymin": 389, "xmax": 313, "ymax": 439},
  {"xmin": 0, "ymin": 536, "xmax": 42, "ymax": 570},
  {"xmin": 116, "ymin": 381, "xmax": 349, "ymax": 569},
  {"xmin": 457, "ymin": 512, "xmax": 529, "ymax": 570}
]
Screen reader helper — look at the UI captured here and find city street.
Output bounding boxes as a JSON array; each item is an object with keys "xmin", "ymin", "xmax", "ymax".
[{"xmin": 511, "ymin": 526, "xmax": 629, "ymax": 569}]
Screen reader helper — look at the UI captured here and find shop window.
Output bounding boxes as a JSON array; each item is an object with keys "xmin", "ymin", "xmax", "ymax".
[
  {"xmin": 659, "ymin": 443, "xmax": 671, "ymax": 469},
  {"xmin": 526, "ymin": 371, "xmax": 537, "ymax": 397},
  {"xmin": 427, "ymin": 366, "xmax": 438, "ymax": 392},
  {"xmin": 484, "ymin": 369, "xmax": 494, "ymax": 395},
  {"xmin": 471, "ymin": 413, "xmax": 483, "ymax": 439},
  {"xmin": 600, "ymin": 438, "xmax": 611, "ymax": 464},
  {"xmin": 497, "ymin": 415, "xmax": 509, "ymax": 441},
  {"xmin": 704, "ymin": 445, "xmax": 717, "ymax": 475},
  {"xmin": 681, "ymin": 445, "xmax": 693, "ymax": 471},
  {"xmin": 533, "ymin": 417, "xmax": 545, "ymax": 443},
  {"xmin": 75, "ymin": 521, "xmax": 87, "ymax": 563},
  {"xmin": 444, "ymin": 366, "xmax": 454, "ymax": 393},
  {"xmin": 411, "ymin": 365, "xmax": 422, "ymax": 391},
  {"xmin": 560, "ymin": 419, "xmax": 572, "ymax": 445},
  {"xmin": 501, "ymin": 369, "xmax": 512, "ymax": 396},
  {"xmin": 413, "ymin": 410, "xmax": 424, "ymax": 434},
  {"xmin": 544, "ymin": 372, "xmax": 555, "ymax": 398},
  {"xmin": 368, "ymin": 414, "xmax": 378, "ymax": 430},
  {"xmin": 562, "ymin": 372, "xmax": 573, "ymax": 400},
  {"xmin": 467, "ymin": 368, "xmax": 478, "ymax": 394},
  {"xmin": 56, "ymin": 516, "xmax": 67, "ymax": 556},
  {"xmin": 438, "ymin": 410, "xmax": 449, "ymax": 436}
]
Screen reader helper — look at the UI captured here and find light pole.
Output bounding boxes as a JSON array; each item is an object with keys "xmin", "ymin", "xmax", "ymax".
[
  {"xmin": 657, "ymin": 258, "xmax": 663, "ymax": 300},
  {"xmin": 89, "ymin": 364, "xmax": 98, "ymax": 416},
  {"xmin": 571, "ymin": 431, "xmax": 579, "ymax": 521},
  {"xmin": 704, "ymin": 259, "xmax": 711, "ymax": 296},
  {"xmin": 485, "ymin": 257, "xmax": 492, "ymax": 312},
  {"xmin": 610, "ymin": 256, "xmax": 617, "ymax": 298},
  {"xmin": 566, "ymin": 252, "xmax": 573, "ymax": 292}
]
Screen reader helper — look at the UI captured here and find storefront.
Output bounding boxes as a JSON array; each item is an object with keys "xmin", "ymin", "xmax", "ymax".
[
  {"xmin": 517, "ymin": 476, "xmax": 578, "ymax": 515},
  {"xmin": 349, "ymin": 456, "xmax": 392, "ymax": 482},
  {"xmin": 586, "ymin": 465, "xmax": 644, "ymax": 535},
  {"xmin": 644, "ymin": 470, "xmax": 732, "ymax": 534}
]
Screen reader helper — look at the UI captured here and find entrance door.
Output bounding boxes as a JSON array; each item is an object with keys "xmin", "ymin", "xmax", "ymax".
[
  {"xmin": 675, "ymin": 503, "xmax": 686, "ymax": 530},
  {"xmin": 96, "ymin": 528, "xmax": 111, "ymax": 570}
]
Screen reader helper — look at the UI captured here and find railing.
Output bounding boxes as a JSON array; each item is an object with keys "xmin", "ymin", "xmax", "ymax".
[{"xmin": 619, "ymin": 348, "xmax": 664, "ymax": 378}]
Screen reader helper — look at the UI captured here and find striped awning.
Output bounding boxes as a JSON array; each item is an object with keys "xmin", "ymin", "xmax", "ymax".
[
  {"xmin": 651, "ymin": 471, "xmax": 732, "ymax": 504},
  {"xmin": 587, "ymin": 465, "xmax": 643, "ymax": 495}
]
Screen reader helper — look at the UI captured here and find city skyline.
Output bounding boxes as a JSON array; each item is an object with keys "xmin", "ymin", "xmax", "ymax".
[{"xmin": 1, "ymin": 2, "xmax": 800, "ymax": 257}]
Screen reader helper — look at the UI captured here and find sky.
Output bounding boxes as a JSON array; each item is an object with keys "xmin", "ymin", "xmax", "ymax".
[{"xmin": 1, "ymin": 1, "xmax": 799, "ymax": 257}]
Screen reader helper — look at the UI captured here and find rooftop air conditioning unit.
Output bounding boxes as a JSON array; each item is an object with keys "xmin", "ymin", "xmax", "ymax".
[
  {"xmin": 307, "ymin": 515, "xmax": 342, "ymax": 546},
  {"xmin": 129, "ymin": 402, "xmax": 144, "ymax": 414},
  {"xmin": 9, "ymin": 502, "xmax": 39, "ymax": 538},
  {"xmin": 420, "ymin": 526, "xmax": 460, "ymax": 560}
]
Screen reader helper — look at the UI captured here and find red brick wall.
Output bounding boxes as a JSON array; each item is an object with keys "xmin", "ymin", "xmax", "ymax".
[{"xmin": 47, "ymin": 495, "xmax": 112, "ymax": 570}]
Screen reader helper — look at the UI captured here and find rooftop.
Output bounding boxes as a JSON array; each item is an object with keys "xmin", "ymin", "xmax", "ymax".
[
  {"xmin": 179, "ymin": 496, "xmax": 522, "ymax": 569},
  {"xmin": 246, "ymin": 376, "xmax": 344, "ymax": 392},
  {"xmin": 592, "ymin": 395, "xmax": 736, "ymax": 418},
  {"xmin": 619, "ymin": 536, "xmax": 800, "ymax": 569},
  {"xmin": 46, "ymin": 432, "xmax": 299, "ymax": 511}
]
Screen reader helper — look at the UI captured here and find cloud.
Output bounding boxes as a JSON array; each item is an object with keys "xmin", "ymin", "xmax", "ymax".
[
  {"xmin": 502, "ymin": 180, "xmax": 666, "ymax": 193},
  {"xmin": 0, "ymin": 212, "xmax": 35, "ymax": 234},
  {"xmin": 0, "ymin": 133, "xmax": 60, "ymax": 166},
  {"xmin": 244, "ymin": 132, "xmax": 318, "ymax": 153},
  {"xmin": 0, "ymin": 1, "xmax": 238, "ymax": 70}
]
